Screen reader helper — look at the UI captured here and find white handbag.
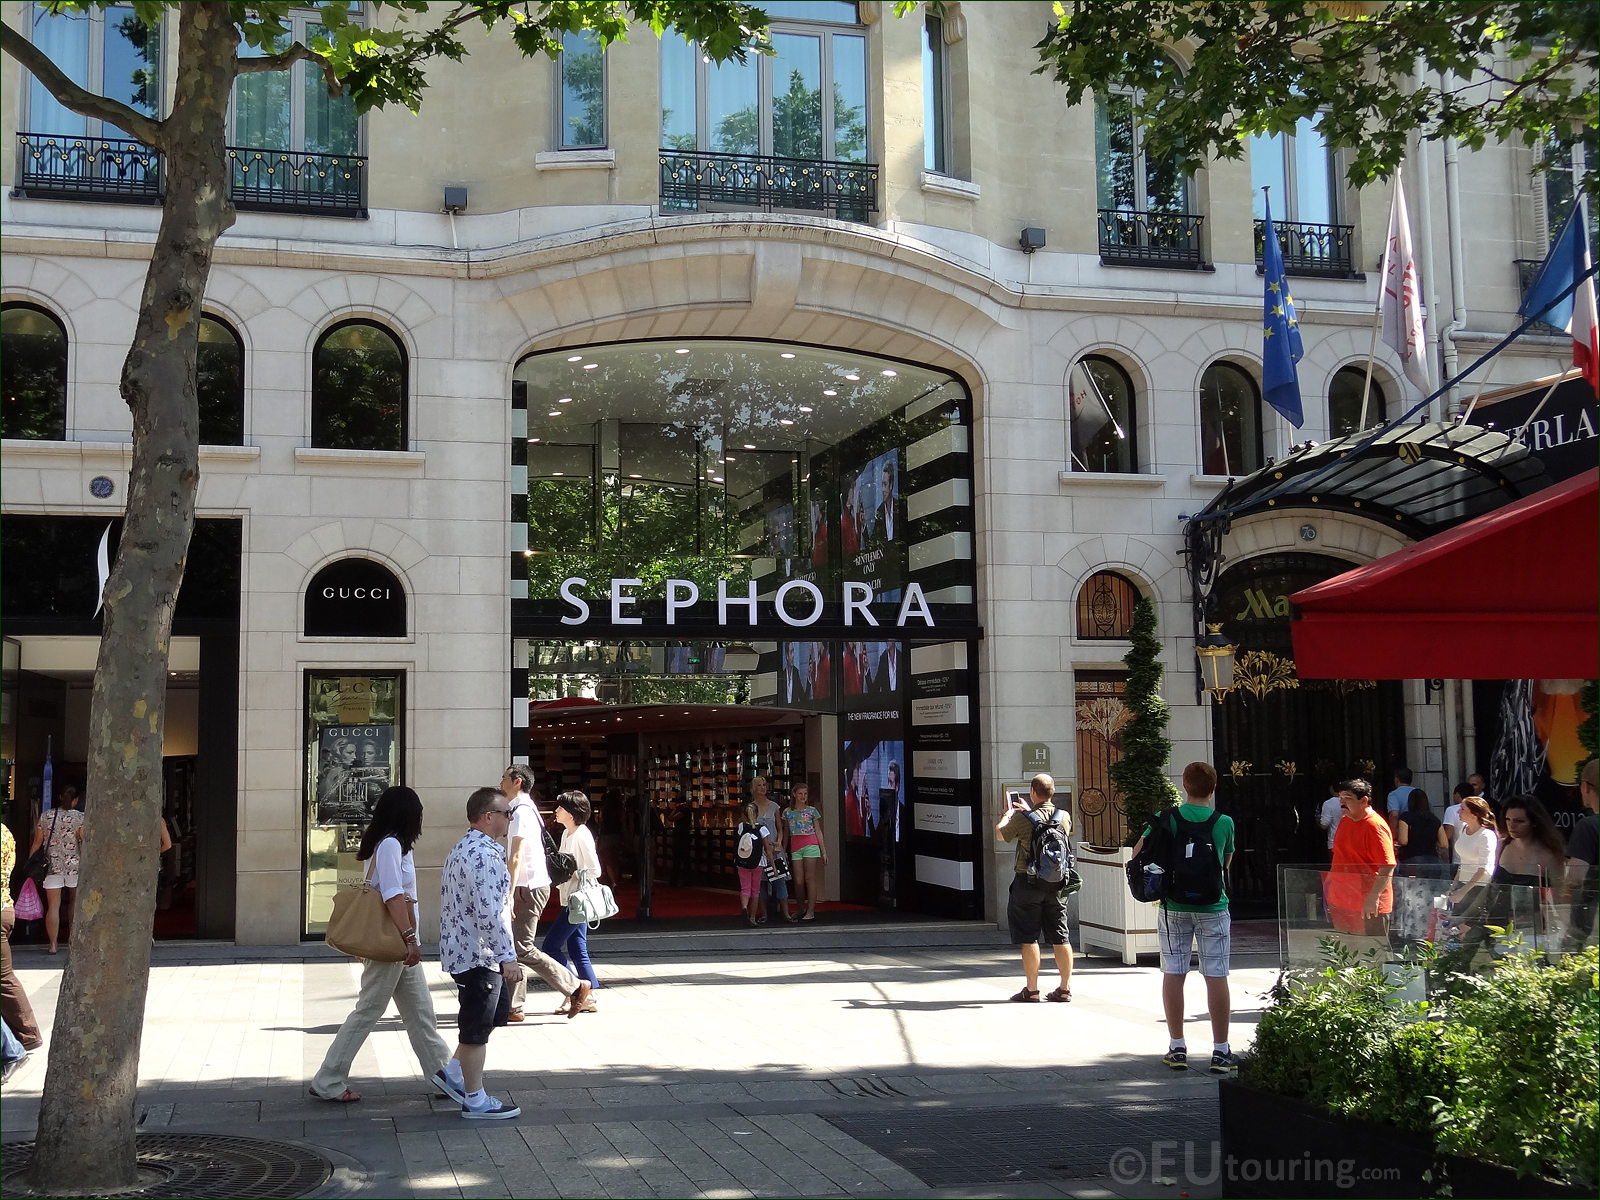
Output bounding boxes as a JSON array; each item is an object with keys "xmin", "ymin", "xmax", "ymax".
[{"xmin": 566, "ymin": 867, "xmax": 619, "ymax": 928}]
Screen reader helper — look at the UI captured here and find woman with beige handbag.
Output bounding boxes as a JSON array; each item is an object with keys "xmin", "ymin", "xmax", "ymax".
[{"xmin": 310, "ymin": 787, "xmax": 461, "ymax": 1105}]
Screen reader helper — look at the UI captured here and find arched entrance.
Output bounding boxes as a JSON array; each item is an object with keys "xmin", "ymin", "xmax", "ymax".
[{"xmin": 1209, "ymin": 552, "xmax": 1405, "ymax": 915}]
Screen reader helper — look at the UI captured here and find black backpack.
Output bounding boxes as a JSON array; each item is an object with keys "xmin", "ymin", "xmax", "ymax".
[
  {"xmin": 1026, "ymin": 810, "xmax": 1072, "ymax": 885},
  {"xmin": 735, "ymin": 821, "xmax": 764, "ymax": 869},
  {"xmin": 1126, "ymin": 808, "xmax": 1225, "ymax": 906}
]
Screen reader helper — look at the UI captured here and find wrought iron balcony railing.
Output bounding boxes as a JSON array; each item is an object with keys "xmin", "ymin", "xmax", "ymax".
[
  {"xmin": 1254, "ymin": 219, "xmax": 1356, "ymax": 278},
  {"xmin": 15, "ymin": 132, "xmax": 161, "ymax": 204},
  {"xmin": 14, "ymin": 132, "xmax": 366, "ymax": 218},
  {"xmin": 226, "ymin": 146, "xmax": 366, "ymax": 217},
  {"xmin": 1097, "ymin": 209, "xmax": 1206, "ymax": 268},
  {"xmin": 659, "ymin": 148, "xmax": 878, "ymax": 221}
]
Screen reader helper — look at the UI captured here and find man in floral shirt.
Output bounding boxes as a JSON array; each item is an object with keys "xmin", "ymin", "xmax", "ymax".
[{"xmin": 439, "ymin": 787, "xmax": 523, "ymax": 1120}]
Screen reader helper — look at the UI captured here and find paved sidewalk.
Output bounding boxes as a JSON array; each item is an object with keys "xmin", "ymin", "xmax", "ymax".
[{"xmin": 1, "ymin": 921, "xmax": 1280, "ymax": 1198}]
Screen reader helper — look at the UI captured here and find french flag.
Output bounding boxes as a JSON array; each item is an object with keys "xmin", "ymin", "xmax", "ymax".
[{"xmin": 1520, "ymin": 198, "xmax": 1599, "ymax": 396}]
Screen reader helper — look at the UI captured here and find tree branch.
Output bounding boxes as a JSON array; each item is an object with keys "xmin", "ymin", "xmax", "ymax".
[
  {"xmin": 1, "ymin": 21, "xmax": 164, "ymax": 149},
  {"xmin": 235, "ymin": 40, "xmax": 341, "ymax": 98}
]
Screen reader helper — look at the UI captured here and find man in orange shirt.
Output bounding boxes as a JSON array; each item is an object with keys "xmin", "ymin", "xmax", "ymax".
[{"xmin": 1326, "ymin": 778, "xmax": 1396, "ymax": 937}]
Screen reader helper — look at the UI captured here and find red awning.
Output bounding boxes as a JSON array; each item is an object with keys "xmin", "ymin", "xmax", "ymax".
[{"xmin": 1289, "ymin": 469, "xmax": 1599, "ymax": 679}]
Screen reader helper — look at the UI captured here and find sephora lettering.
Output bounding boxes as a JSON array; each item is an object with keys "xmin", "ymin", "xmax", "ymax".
[{"xmin": 557, "ymin": 577, "xmax": 935, "ymax": 628}]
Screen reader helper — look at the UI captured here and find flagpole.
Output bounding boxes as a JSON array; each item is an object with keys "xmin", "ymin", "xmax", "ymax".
[
  {"xmin": 1512, "ymin": 375, "xmax": 1568, "ymax": 441},
  {"xmin": 1079, "ymin": 357, "xmax": 1125, "ymax": 438},
  {"xmin": 1356, "ymin": 305, "xmax": 1382, "ymax": 430}
]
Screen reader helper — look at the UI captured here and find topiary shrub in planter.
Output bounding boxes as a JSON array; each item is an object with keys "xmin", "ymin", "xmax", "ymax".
[
  {"xmin": 1229, "ymin": 940, "xmax": 1598, "ymax": 1197},
  {"xmin": 1107, "ymin": 597, "xmax": 1180, "ymax": 848}
]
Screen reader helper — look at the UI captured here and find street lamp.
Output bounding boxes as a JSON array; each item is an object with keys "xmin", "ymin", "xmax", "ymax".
[{"xmin": 1195, "ymin": 624, "xmax": 1237, "ymax": 698}]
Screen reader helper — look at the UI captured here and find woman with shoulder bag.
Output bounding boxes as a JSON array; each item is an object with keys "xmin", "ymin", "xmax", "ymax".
[
  {"xmin": 30, "ymin": 786, "xmax": 84, "ymax": 954},
  {"xmin": 540, "ymin": 791, "xmax": 602, "ymax": 1011},
  {"xmin": 310, "ymin": 787, "xmax": 460, "ymax": 1105}
]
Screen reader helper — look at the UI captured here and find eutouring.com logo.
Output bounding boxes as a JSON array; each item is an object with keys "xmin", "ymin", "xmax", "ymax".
[{"xmin": 1108, "ymin": 1142, "xmax": 1403, "ymax": 1190}]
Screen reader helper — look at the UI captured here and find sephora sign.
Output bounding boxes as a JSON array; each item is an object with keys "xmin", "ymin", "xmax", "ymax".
[{"xmin": 557, "ymin": 577, "xmax": 935, "ymax": 628}]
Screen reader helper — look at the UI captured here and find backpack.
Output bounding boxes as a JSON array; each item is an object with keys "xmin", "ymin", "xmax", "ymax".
[
  {"xmin": 1026, "ymin": 810, "xmax": 1072, "ymax": 886},
  {"xmin": 1126, "ymin": 808, "xmax": 1225, "ymax": 906},
  {"xmin": 542, "ymin": 824, "xmax": 577, "ymax": 886},
  {"xmin": 735, "ymin": 822, "xmax": 764, "ymax": 869}
]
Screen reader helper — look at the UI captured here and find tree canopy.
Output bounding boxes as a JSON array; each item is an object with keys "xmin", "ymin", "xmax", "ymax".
[{"xmin": 1034, "ymin": 1, "xmax": 1599, "ymax": 198}]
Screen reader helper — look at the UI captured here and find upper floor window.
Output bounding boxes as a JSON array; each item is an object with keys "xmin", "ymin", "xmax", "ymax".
[
  {"xmin": 1076, "ymin": 570, "xmax": 1141, "ymax": 640},
  {"xmin": 232, "ymin": 7, "xmax": 358, "ymax": 156},
  {"xmin": 659, "ymin": 9, "xmax": 867, "ymax": 163},
  {"xmin": 1069, "ymin": 356, "xmax": 1137, "ymax": 474},
  {"xmin": 559, "ymin": 29, "xmax": 605, "ymax": 149},
  {"xmin": 25, "ymin": 2, "xmax": 159, "ymax": 137},
  {"xmin": 1, "ymin": 302, "xmax": 68, "ymax": 441},
  {"xmin": 922, "ymin": 15, "xmax": 949, "ymax": 174},
  {"xmin": 1540, "ymin": 136, "xmax": 1598, "ymax": 248},
  {"xmin": 1199, "ymin": 361, "xmax": 1263, "ymax": 477},
  {"xmin": 198, "ymin": 315, "xmax": 245, "ymax": 446},
  {"xmin": 1250, "ymin": 118, "xmax": 1337, "ymax": 226},
  {"xmin": 1328, "ymin": 365, "xmax": 1385, "ymax": 439},
  {"xmin": 1095, "ymin": 88, "xmax": 1188, "ymax": 216},
  {"xmin": 311, "ymin": 320, "xmax": 406, "ymax": 451}
]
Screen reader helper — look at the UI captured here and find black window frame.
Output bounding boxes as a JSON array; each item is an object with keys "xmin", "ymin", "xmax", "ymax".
[
  {"xmin": 197, "ymin": 312, "xmax": 245, "ymax": 447},
  {"xmin": 1198, "ymin": 360, "xmax": 1265, "ymax": 477},
  {"xmin": 1, "ymin": 300, "xmax": 69, "ymax": 441},
  {"xmin": 310, "ymin": 318, "xmax": 408, "ymax": 452}
]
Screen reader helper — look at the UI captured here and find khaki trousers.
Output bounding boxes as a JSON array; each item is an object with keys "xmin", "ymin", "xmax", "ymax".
[
  {"xmin": 309, "ymin": 957, "xmax": 450, "ymax": 1098},
  {"xmin": 511, "ymin": 884, "xmax": 580, "ymax": 1009}
]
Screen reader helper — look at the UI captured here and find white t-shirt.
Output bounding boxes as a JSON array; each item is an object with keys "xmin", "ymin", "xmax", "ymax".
[
  {"xmin": 1442, "ymin": 804, "xmax": 1463, "ymax": 857},
  {"xmin": 1319, "ymin": 795, "xmax": 1343, "ymax": 849},
  {"xmin": 507, "ymin": 799, "xmax": 552, "ymax": 890},
  {"xmin": 369, "ymin": 835, "xmax": 419, "ymax": 931},
  {"xmin": 556, "ymin": 824, "xmax": 601, "ymax": 903},
  {"xmin": 756, "ymin": 799, "xmax": 784, "ymax": 866},
  {"xmin": 1454, "ymin": 825, "xmax": 1498, "ymax": 882}
]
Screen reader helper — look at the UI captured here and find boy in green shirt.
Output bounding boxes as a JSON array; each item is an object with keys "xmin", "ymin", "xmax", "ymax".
[{"xmin": 1130, "ymin": 761, "xmax": 1236, "ymax": 1073}]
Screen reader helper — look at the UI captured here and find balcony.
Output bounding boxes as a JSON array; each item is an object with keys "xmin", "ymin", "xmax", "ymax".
[
  {"xmin": 14, "ymin": 133, "xmax": 161, "ymax": 204},
  {"xmin": 1254, "ymin": 219, "xmax": 1356, "ymax": 278},
  {"xmin": 1097, "ymin": 209, "xmax": 1206, "ymax": 269},
  {"xmin": 659, "ymin": 148, "xmax": 877, "ymax": 221},
  {"xmin": 14, "ymin": 132, "xmax": 366, "ymax": 218}
]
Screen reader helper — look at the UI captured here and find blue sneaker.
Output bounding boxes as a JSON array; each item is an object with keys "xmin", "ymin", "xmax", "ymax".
[
  {"xmin": 461, "ymin": 1094, "xmax": 520, "ymax": 1120},
  {"xmin": 431, "ymin": 1069, "xmax": 467, "ymax": 1105}
]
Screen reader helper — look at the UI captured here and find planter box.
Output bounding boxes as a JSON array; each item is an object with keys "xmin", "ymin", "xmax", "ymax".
[
  {"xmin": 1219, "ymin": 1077, "xmax": 1587, "ymax": 1199},
  {"xmin": 1074, "ymin": 844, "xmax": 1160, "ymax": 964}
]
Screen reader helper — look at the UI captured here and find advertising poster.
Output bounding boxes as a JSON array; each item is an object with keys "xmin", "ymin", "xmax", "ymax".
[
  {"xmin": 315, "ymin": 724, "xmax": 395, "ymax": 824},
  {"xmin": 809, "ymin": 496, "xmax": 830, "ymax": 569},
  {"xmin": 842, "ymin": 640, "xmax": 902, "ymax": 701},
  {"xmin": 842, "ymin": 725, "xmax": 904, "ymax": 843},
  {"xmin": 841, "ymin": 448, "xmax": 901, "ymax": 602},
  {"xmin": 777, "ymin": 641, "xmax": 834, "ymax": 707}
]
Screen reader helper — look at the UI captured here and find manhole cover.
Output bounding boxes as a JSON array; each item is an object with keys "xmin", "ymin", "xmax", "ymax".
[{"xmin": 1, "ymin": 1133, "xmax": 333, "ymax": 1199}]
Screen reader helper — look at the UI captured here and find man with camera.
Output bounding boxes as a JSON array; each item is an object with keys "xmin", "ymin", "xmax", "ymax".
[{"xmin": 995, "ymin": 773, "xmax": 1074, "ymax": 1003}]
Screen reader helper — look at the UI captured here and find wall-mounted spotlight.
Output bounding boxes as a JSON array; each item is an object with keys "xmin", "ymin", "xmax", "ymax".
[{"xmin": 1019, "ymin": 226, "xmax": 1046, "ymax": 254}]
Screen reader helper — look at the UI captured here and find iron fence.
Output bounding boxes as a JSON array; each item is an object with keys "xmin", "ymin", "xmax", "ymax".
[{"xmin": 660, "ymin": 148, "xmax": 877, "ymax": 221}]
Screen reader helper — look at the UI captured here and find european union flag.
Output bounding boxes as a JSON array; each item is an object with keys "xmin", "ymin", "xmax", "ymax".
[{"xmin": 1261, "ymin": 193, "xmax": 1305, "ymax": 427}]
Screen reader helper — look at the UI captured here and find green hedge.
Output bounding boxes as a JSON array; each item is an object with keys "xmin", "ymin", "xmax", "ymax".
[{"xmin": 1241, "ymin": 943, "xmax": 1599, "ymax": 1188}]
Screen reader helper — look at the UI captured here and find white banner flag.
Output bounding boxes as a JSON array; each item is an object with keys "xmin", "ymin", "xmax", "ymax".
[
  {"xmin": 1378, "ymin": 178, "xmax": 1433, "ymax": 393},
  {"xmin": 1068, "ymin": 359, "xmax": 1121, "ymax": 460}
]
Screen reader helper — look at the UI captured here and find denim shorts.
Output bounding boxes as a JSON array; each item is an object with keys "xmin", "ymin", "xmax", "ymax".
[
  {"xmin": 1157, "ymin": 907, "xmax": 1231, "ymax": 977},
  {"xmin": 452, "ymin": 965, "xmax": 512, "ymax": 1044}
]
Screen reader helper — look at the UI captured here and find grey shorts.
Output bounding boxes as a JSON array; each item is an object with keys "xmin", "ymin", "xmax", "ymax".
[{"xmin": 1158, "ymin": 907, "xmax": 1231, "ymax": 977}]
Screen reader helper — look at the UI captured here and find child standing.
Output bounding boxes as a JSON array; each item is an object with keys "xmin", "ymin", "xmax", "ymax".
[{"xmin": 734, "ymin": 801, "xmax": 776, "ymax": 926}]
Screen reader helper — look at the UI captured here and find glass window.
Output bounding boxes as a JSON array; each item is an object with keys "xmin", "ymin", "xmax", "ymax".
[
  {"xmin": 1328, "ymin": 366, "xmax": 1385, "ymax": 439},
  {"xmin": 1542, "ymin": 136, "xmax": 1598, "ymax": 248},
  {"xmin": 197, "ymin": 315, "xmax": 244, "ymax": 446},
  {"xmin": 1070, "ymin": 356, "xmax": 1137, "ymax": 473},
  {"xmin": 1199, "ymin": 362, "xmax": 1263, "ymax": 476},
  {"xmin": 1095, "ymin": 88, "xmax": 1187, "ymax": 213},
  {"xmin": 311, "ymin": 320, "xmax": 406, "ymax": 451},
  {"xmin": 1, "ymin": 303, "xmax": 68, "ymax": 441},
  {"xmin": 560, "ymin": 29, "xmax": 605, "ymax": 148},
  {"xmin": 922, "ymin": 16, "xmax": 947, "ymax": 173},
  {"xmin": 27, "ymin": 2, "xmax": 159, "ymax": 138},
  {"xmin": 1251, "ymin": 117, "xmax": 1337, "ymax": 224},
  {"xmin": 231, "ymin": 9, "xmax": 357, "ymax": 154},
  {"xmin": 1076, "ymin": 571, "xmax": 1140, "ymax": 640},
  {"xmin": 660, "ymin": 12, "xmax": 868, "ymax": 163},
  {"xmin": 513, "ymin": 340, "xmax": 973, "ymax": 623}
]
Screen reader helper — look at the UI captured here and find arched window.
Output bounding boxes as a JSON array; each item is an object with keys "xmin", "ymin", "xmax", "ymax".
[
  {"xmin": 312, "ymin": 320, "xmax": 406, "ymax": 451},
  {"xmin": 1328, "ymin": 366, "xmax": 1385, "ymax": 439},
  {"xmin": 1070, "ymin": 356, "xmax": 1138, "ymax": 473},
  {"xmin": 1076, "ymin": 570, "xmax": 1140, "ymax": 640},
  {"xmin": 198, "ymin": 314, "xmax": 244, "ymax": 446},
  {"xmin": 1199, "ymin": 362, "xmax": 1263, "ymax": 476},
  {"xmin": 2, "ymin": 302, "xmax": 68, "ymax": 440}
]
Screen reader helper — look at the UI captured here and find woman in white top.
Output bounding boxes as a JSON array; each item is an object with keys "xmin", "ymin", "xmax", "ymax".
[
  {"xmin": 1449, "ymin": 796, "xmax": 1499, "ymax": 921},
  {"xmin": 310, "ymin": 787, "xmax": 456, "ymax": 1104},
  {"xmin": 540, "ymin": 790, "xmax": 602, "ymax": 1007}
]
